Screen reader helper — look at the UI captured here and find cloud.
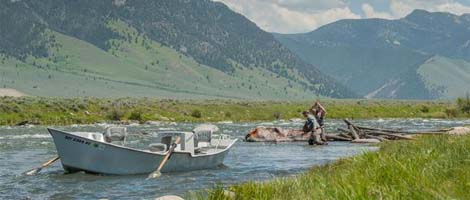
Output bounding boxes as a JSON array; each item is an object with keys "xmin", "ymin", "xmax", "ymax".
[
  {"xmin": 362, "ymin": 3, "xmax": 393, "ymax": 19},
  {"xmin": 113, "ymin": 0, "xmax": 126, "ymax": 7},
  {"xmin": 390, "ymin": 0, "xmax": 470, "ymax": 17},
  {"xmin": 435, "ymin": 2, "xmax": 470, "ymax": 15},
  {"xmin": 214, "ymin": 0, "xmax": 470, "ymax": 33},
  {"xmin": 273, "ymin": 0, "xmax": 346, "ymax": 12},
  {"xmin": 215, "ymin": 0, "xmax": 359, "ymax": 33}
]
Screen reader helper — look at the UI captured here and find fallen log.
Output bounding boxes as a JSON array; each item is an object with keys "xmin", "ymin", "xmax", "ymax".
[
  {"xmin": 343, "ymin": 119, "xmax": 420, "ymax": 142},
  {"xmin": 348, "ymin": 124, "xmax": 360, "ymax": 140},
  {"xmin": 339, "ymin": 133, "xmax": 353, "ymax": 140},
  {"xmin": 326, "ymin": 134, "xmax": 353, "ymax": 141},
  {"xmin": 364, "ymin": 131, "xmax": 415, "ymax": 140},
  {"xmin": 337, "ymin": 128, "xmax": 352, "ymax": 134},
  {"xmin": 336, "ymin": 130, "xmax": 353, "ymax": 140},
  {"xmin": 345, "ymin": 119, "xmax": 368, "ymax": 137},
  {"xmin": 351, "ymin": 138, "xmax": 381, "ymax": 143},
  {"xmin": 356, "ymin": 126, "xmax": 446, "ymax": 135}
]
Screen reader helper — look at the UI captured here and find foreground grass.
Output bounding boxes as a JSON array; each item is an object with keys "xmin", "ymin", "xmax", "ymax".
[
  {"xmin": 0, "ymin": 96, "xmax": 464, "ymax": 125},
  {"xmin": 203, "ymin": 135, "xmax": 470, "ymax": 199}
]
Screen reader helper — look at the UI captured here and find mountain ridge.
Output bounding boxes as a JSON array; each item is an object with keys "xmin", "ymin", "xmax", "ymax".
[
  {"xmin": 0, "ymin": 0, "xmax": 355, "ymax": 99},
  {"xmin": 274, "ymin": 9, "xmax": 470, "ymax": 99}
]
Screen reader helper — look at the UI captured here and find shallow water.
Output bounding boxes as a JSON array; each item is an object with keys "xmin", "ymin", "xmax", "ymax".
[{"xmin": 1, "ymin": 119, "xmax": 469, "ymax": 199}]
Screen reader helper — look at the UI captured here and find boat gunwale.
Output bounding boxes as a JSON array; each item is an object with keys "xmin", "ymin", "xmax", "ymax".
[{"xmin": 47, "ymin": 128, "xmax": 237, "ymax": 157}]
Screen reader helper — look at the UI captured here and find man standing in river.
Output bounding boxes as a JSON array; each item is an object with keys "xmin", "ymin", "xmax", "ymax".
[
  {"xmin": 310, "ymin": 100, "xmax": 327, "ymax": 144},
  {"xmin": 302, "ymin": 110, "xmax": 325, "ymax": 145}
]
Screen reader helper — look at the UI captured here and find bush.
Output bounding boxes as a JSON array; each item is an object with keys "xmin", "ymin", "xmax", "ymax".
[
  {"xmin": 457, "ymin": 94, "xmax": 470, "ymax": 114},
  {"xmin": 273, "ymin": 111, "xmax": 281, "ymax": 120},
  {"xmin": 71, "ymin": 104, "xmax": 80, "ymax": 112},
  {"xmin": 420, "ymin": 105, "xmax": 430, "ymax": 113},
  {"xmin": 129, "ymin": 110, "xmax": 143, "ymax": 122},
  {"xmin": 191, "ymin": 109, "xmax": 202, "ymax": 118},
  {"xmin": 108, "ymin": 108, "xmax": 124, "ymax": 121},
  {"xmin": 224, "ymin": 111, "xmax": 232, "ymax": 118},
  {"xmin": 445, "ymin": 108, "xmax": 459, "ymax": 118}
]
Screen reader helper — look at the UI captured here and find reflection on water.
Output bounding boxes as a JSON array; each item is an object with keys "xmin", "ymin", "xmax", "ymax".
[{"xmin": 0, "ymin": 119, "xmax": 469, "ymax": 199}]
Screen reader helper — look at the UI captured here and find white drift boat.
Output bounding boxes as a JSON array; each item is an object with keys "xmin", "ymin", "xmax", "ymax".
[{"xmin": 47, "ymin": 125, "xmax": 237, "ymax": 175}]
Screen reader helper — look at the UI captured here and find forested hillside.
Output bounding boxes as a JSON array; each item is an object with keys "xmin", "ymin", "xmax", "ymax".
[{"xmin": 0, "ymin": 0, "xmax": 355, "ymax": 99}]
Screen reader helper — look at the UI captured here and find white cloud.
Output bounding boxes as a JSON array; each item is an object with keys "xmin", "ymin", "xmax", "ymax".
[
  {"xmin": 390, "ymin": 0, "xmax": 470, "ymax": 17},
  {"xmin": 274, "ymin": 0, "xmax": 346, "ymax": 12},
  {"xmin": 435, "ymin": 2, "xmax": 470, "ymax": 15},
  {"xmin": 214, "ymin": 0, "xmax": 470, "ymax": 33},
  {"xmin": 390, "ymin": 0, "xmax": 415, "ymax": 17},
  {"xmin": 362, "ymin": 3, "xmax": 393, "ymax": 19},
  {"xmin": 113, "ymin": 0, "xmax": 126, "ymax": 7},
  {"xmin": 215, "ymin": 0, "xmax": 359, "ymax": 33}
]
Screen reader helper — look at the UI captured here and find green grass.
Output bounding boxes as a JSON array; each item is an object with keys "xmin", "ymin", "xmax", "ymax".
[
  {"xmin": 418, "ymin": 56, "xmax": 470, "ymax": 98},
  {"xmin": 202, "ymin": 134, "xmax": 470, "ymax": 199},
  {"xmin": 0, "ymin": 97, "xmax": 465, "ymax": 126},
  {"xmin": 0, "ymin": 20, "xmax": 317, "ymax": 100}
]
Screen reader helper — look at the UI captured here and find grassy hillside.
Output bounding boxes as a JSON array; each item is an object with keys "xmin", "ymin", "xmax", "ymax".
[
  {"xmin": 0, "ymin": 0, "xmax": 355, "ymax": 99},
  {"xmin": 273, "ymin": 34, "xmax": 428, "ymax": 95},
  {"xmin": 418, "ymin": 56, "xmax": 470, "ymax": 98},
  {"xmin": 0, "ymin": 21, "xmax": 316, "ymax": 99},
  {"xmin": 274, "ymin": 10, "xmax": 470, "ymax": 99}
]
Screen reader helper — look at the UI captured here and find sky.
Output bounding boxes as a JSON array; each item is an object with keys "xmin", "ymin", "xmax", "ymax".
[{"xmin": 213, "ymin": 0, "xmax": 470, "ymax": 33}]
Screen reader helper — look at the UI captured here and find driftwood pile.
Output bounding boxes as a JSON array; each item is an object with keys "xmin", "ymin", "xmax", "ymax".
[
  {"xmin": 244, "ymin": 119, "xmax": 459, "ymax": 143},
  {"xmin": 335, "ymin": 119, "xmax": 448, "ymax": 143}
]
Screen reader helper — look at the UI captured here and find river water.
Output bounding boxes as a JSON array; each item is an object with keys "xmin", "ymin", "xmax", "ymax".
[{"xmin": 1, "ymin": 119, "xmax": 469, "ymax": 199}]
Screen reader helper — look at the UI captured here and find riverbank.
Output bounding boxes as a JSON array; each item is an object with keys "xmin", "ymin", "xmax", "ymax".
[
  {"xmin": 203, "ymin": 134, "xmax": 470, "ymax": 199},
  {"xmin": 0, "ymin": 96, "xmax": 465, "ymax": 125}
]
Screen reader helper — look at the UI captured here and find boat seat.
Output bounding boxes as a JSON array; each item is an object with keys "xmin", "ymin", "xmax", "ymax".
[
  {"xmin": 104, "ymin": 127, "xmax": 127, "ymax": 145},
  {"xmin": 148, "ymin": 143, "xmax": 167, "ymax": 152},
  {"xmin": 194, "ymin": 130, "xmax": 212, "ymax": 148}
]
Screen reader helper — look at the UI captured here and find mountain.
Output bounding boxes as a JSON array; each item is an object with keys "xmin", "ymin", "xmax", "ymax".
[
  {"xmin": 275, "ymin": 9, "xmax": 470, "ymax": 99},
  {"xmin": 0, "ymin": 0, "xmax": 355, "ymax": 99}
]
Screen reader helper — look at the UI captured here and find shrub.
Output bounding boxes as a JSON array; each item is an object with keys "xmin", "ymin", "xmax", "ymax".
[
  {"xmin": 420, "ymin": 105, "xmax": 430, "ymax": 113},
  {"xmin": 77, "ymin": 102, "xmax": 87, "ymax": 110},
  {"xmin": 71, "ymin": 104, "xmax": 80, "ymax": 112},
  {"xmin": 108, "ymin": 108, "xmax": 124, "ymax": 121},
  {"xmin": 224, "ymin": 111, "xmax": 232, "ymax": 118},
  {"xmin": 191, "ymin": 109, "xmax": 202, "ymax": 118},
  {"xmin": 445, "ymin": 108, "xmax": 459, "ymax": 118},
  {"xmin": 273, "ymin": 111, "xmax": 281, "ymax": 120},
  {"xmin": 457, "ymin": 94, "xmax": 470, "ymax": 114},
  {"xmin": 129, "ymin": 110, "xmax": 143, "ymax": 122}
]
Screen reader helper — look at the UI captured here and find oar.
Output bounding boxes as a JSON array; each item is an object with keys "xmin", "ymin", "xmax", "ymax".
[
  {"xmin": 147, "ymin": 136, "xmax": 181, "ymax": 179},
  {"xmin": 24, "ymin": 156, "xmax": 60, "ymax": 175}
]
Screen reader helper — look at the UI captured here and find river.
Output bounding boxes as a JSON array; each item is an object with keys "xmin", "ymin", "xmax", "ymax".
[{"xmin": 1, "ymin": 119, "xmax": 469, "ymax": 199}]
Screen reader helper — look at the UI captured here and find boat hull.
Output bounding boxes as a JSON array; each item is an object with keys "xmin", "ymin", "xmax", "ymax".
[{"xmin": 48, "ymin": 128, "xmax": 233, "ymax": 175}]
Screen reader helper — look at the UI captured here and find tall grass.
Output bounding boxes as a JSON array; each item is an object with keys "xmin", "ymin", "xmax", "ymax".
[
  {"xmin": 0, "ymin": 96, "xmax": 461, "ymax": 125},
  {"xmin": 203, "ymin": 135, "xmax": 470, "ymax": 199}
]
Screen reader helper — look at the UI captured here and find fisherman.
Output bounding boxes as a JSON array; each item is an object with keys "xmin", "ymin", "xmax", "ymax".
[
  {"xmin": 302, "ymin": 110, "xmax": 324, "ymax": 145},
  {"xmin": 310, "ymin": 100, "xmax": 327, "ymax": 144}
]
